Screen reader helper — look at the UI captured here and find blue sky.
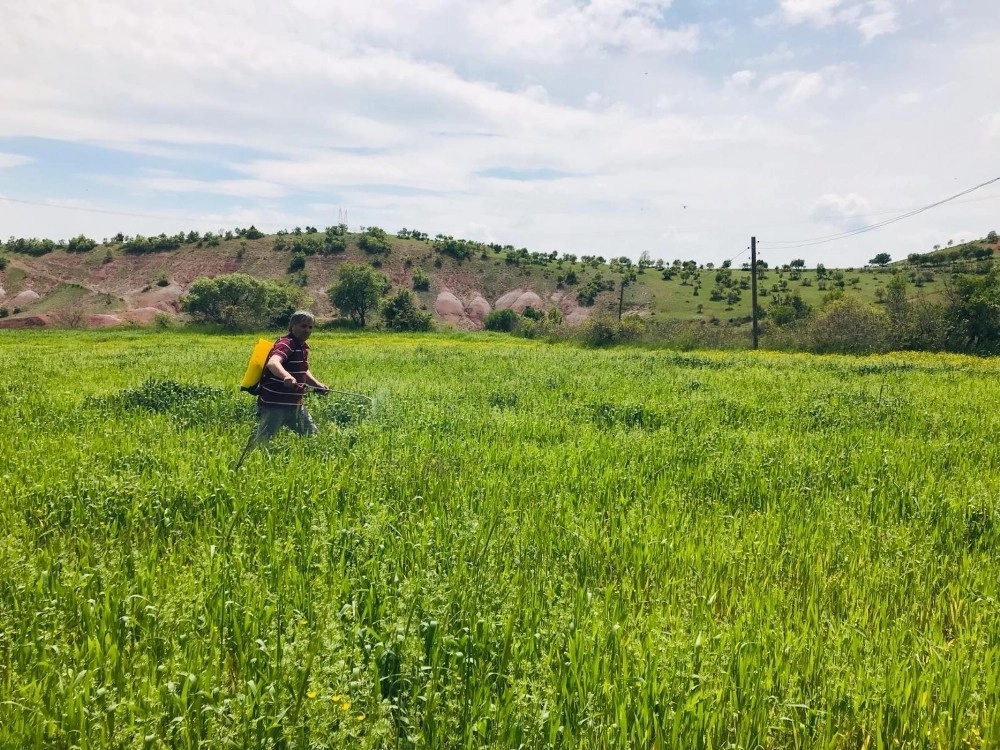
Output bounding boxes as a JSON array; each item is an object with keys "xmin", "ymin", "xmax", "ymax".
[{"xmin": 1, "ymin": 0, "xmax": 998, "ymax": 267}]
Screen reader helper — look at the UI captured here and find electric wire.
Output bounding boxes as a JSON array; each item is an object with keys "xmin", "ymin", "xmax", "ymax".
[{"xmin": 761, "ymin": 176, "xmax": 1000, "ymax": 250}]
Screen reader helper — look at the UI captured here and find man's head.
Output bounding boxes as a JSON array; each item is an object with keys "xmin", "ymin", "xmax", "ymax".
[{"xmin": 288, "ymin": 310, "xmax": 315, "ymax": 340}]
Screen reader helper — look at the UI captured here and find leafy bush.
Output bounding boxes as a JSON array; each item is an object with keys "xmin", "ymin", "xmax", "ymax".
[
  {"xmin": 433, "ymin": 236, "xmax": 482, "ymax": 261},
  {"xmin": 66, "ymin": 235, "xmax": 97, "ymax": 253},
  {"xmin": 5, "ymin": 238, "xmax": 56, "ymax": 256},
  {"xmin": 579, "ymin": 316, "xmax": 618, "ymax": 346},
  {"xmin": 0, "ymin": 308, "xmax": 7, "ymax": 318},
  {"xmin": 381, "ymin": 290, "xmax": 432, "ymax": 332},
  {"xmin": 123, "ymin": 234, "xmax": 182, "ymax": 254},
  {"xmin": 484, "ymin": 308, "xmax": 518, "ymax": 332},
  {"xmin": 181, "ymin": 273, "xmax": 308, "ymax": 330},
  {"xmin": 322, "ymin": 227, "xmax": 347, "ymax": 254},
  {"xmin": 358, "ymin": 227, "xmax": 392, "ymax": 255},
  {"xmin": 0, "ymin": 254, "xmax": 7, "ymax": 270},
  {"xmin": 288, "ymin": 251, "xmax": 306, "ymax": 273},
  {"xmin": 578, "ymin": 315, "xmax": 646, "ymax": 347},
  {"xmin": 522, "ymin": 306, "xmax": 544, "ymax": 321},
  {"xmin": 412, "ymin": 267, "xmax": 430, "ymax": 291},
  {"xmin": 576, "ymin": 273, "xmax": 615, "ymax": 306},
  {"xmin": 806, "ymin": 297, "xmax": 891, "ymax": 354}
]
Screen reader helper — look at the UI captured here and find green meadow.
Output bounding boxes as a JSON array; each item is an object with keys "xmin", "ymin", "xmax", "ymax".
[{"xmin": 1, "ymin": 330, "xmax": 998, "ymax": 748}]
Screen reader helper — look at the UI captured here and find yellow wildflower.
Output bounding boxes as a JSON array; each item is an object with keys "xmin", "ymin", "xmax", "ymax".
[
  {"xmin": 307, "ymin": 691, "xmax": 317, "ymax": 699},
  {"xmin": 331, "ymin": 694, "xmax": 341, "ymax": 702},
  {"xmin": 342, "ymin": 702, "xmax": 351, "ymax": 712}
]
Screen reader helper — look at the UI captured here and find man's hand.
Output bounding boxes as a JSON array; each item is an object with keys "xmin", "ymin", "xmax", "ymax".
[
  {"xmin": 315, "ymin": 381, "xmax": 330, "ymax": 396},
  {"xmin": 282, "ymin": 374, "xmax": 296, "ymax": 388}
]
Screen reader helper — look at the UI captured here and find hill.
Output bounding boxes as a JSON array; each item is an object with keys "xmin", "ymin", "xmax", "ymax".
[{"xmin": 0, "ymin": 226, "xmax": 998, "ymax": 330}]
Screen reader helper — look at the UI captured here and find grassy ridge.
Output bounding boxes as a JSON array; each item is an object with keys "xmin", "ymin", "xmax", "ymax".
[{"xmin": 1, "ymin": 330, "xmax": 998, "ymax": 748}]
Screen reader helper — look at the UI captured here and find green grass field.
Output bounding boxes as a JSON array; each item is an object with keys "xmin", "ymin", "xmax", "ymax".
[{"xmin": 2, "ymin": 330, "xmax": 998, "ymax": 748}]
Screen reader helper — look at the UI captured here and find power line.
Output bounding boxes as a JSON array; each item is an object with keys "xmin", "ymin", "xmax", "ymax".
[
  {"xmin": 761, "ymin": 176, "xmax": 1000, "ymax": 250},
  {"xmin": 0, "ymin": 195, "xmax": 211, "ymax": 224}
]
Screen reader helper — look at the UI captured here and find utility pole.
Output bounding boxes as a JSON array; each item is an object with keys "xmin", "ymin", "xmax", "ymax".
[
  {"xmin": 750, "ymin": 236, "xmax": 759, "ymax": 350},
  {"xmin": 618, "ymin": 278, "xmax": 626, "ymax": 322}
]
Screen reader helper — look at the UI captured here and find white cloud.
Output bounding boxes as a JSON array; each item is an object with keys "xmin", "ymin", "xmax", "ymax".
[
  {"xmin": 0, "ymin": 153, "xmax": 33, "ymax": 168},
  {"xmin": 464, "ymin": 0, "xmax": 699, "ymax": 61},
  {"xmin": 0, "ymin": 0, "xmax": 998, "ymax": 269},
  {"xmin": 772, "ymin": 0, "xmax": 898, "ymax": 40},
  {"xmin": 758, "ymin": 65, "xmax": 854, "ymax": 106},
  {"xmin": 139, "ymin": 177, "xmax": 287, "ymax": 199},
  {"xmin": 810, "ymin": 193, "xmax": 872, "ymax": 226},
  {"xmin": 984, "ymin": 113, "xmax": 1000, "ymax": 143}
]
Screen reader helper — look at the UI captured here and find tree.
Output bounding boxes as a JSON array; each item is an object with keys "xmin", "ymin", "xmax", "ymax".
[
  {"xmin": 181, "ymin": 273, "xmax": 307, "ymax": 329},
  {"xmin": 328, "ymin": 262, "xmax": 389, "ymax": 326},
  {"xmin": 869, "ymin": 252, "xmax": 892, "ymax": 266},
  {"xmin": 988, "ymin": 230, "xmax": 998, "ymax": 243},
  {"xmin": 789, "ymin": 259, "xmax": 805, "ymax": 270},
  {"xmin": 381, "ymin": 289, "xmax": 432, "ymax": 332},
  {"xmin": 944, "ymin": 272, "xmax": 1000, "ymax": 353}
]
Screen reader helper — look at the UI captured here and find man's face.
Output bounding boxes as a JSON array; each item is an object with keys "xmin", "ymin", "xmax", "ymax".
[{"xmin": 290, "ymin": 320, "xmax": 313, "ymax": 340}]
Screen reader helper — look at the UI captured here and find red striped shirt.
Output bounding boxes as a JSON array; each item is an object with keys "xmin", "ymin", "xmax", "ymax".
[{"xmin": 257, "ymin": 335, "xmax": 309, "ymax": 408}]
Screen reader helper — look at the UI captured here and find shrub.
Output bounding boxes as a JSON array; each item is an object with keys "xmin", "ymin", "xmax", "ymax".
[
  {"xmin": 0, "ymin": 254, "xmax": 7, "ymax": 270},
  {"xmin": 806, "ymin": 297, "xmax": 891, "ymax": 355},
  {"xmin": 321, "ymin": 231, "xmax": 346, "ymax": 255},
  {"xmin": 522, "ymin": 306, "xmax": 544, "ymax": 321},
  {"xmin": 578, "ymin": 315, "xmax": 647, "ymax": 347},
  {"xmin": 381, "ymin": 289, "xmax": 432, "ymax": 332},
  {"xmin": 154, "ymin": 313, "xmax": 176, "ymax": 329},
  {"xmin": 156, "ymin": 276, "xmax": 170, "ymax": 287},
  {"xmin": 5, "ymin": 238, "xmax": 56, "ymax": 256},
  {"xmin": 412, "ymin": 267, "xmax": 430, "ymax": 291},
  {"xmin": 484, "ymin": 308, "xmax": 518, "ymax": 332},
  {"xmin": 433, "ymin": 236, "xmax": 481, "ymax": 261},
  {"xmin": 288, "ymin": 251, "xmax": 306, "ymax": 273},
  {"xmin": 66, "ymin": 235, "xmax": 97, "ymax": 253},
  {"xmin": 0, "ymin": 308, "xmax": 7, "ymax": 318},
  {"xmin": 358, "ymin": 226, "xmax": 392, "ymax": 255},
  {"xmin": 576, "ymin": 273, "xmax": 614, "ymax": 305},
  {"xmin": 123, "ymin": 234, "xmax": 182, "ymax": 254},
  {"xmin": 181, "ymin": 273, "xmax": 308, "ymax": 330},
  {"xmin": 579, "ymin": 316, "xmax": 618, "ymax": 347}
]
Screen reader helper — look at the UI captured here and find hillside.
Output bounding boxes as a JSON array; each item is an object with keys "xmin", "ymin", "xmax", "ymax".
[{"xmin": 0, "ymin": 226, "xmax": 998, "ymax": 330}]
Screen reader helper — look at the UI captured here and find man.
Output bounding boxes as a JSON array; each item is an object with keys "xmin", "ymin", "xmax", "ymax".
[{"xmin": 254, "ymin": 310, "xmax": 329, "ymax": 442}]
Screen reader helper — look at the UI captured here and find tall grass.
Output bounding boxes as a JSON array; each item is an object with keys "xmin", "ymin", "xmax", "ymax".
[{"xmin": 1, "ymin": 330, "xmax": 997, "ymax": 748}]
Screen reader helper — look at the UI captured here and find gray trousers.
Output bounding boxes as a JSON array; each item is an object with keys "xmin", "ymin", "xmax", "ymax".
[{"xmin": 254, "ymin": 404, "xmax": 318, "ymax": 442}]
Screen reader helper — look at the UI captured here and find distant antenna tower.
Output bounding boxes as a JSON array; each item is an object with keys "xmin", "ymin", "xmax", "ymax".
[{"xmin": 338, "ymin": 208, "xmax": 349, "ymax": 228}]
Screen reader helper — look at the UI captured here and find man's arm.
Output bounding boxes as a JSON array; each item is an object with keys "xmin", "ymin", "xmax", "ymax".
[
  {"xmin": 304, "ymin": 369, "xmax": 329, "ymax": 393},
  {"xmin": 266, "ymin": 354, "xmax": 297, "ymax": 387}
]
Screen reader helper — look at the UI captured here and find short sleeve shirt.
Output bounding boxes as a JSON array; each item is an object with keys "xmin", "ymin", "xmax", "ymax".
[{"xmin": 257, "ymin": 335, "xmax": 309, "ymax": 408}]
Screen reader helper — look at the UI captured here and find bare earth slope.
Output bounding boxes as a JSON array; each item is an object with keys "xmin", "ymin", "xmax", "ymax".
[{"xmin": 0, "ymin": 232, "xmax": 599, "ymax": 329}]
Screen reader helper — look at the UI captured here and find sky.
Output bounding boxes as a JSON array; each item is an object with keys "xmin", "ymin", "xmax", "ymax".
[{"xmin": 1, "ymin": 0, "xmax": 998, "ymax": 268}]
